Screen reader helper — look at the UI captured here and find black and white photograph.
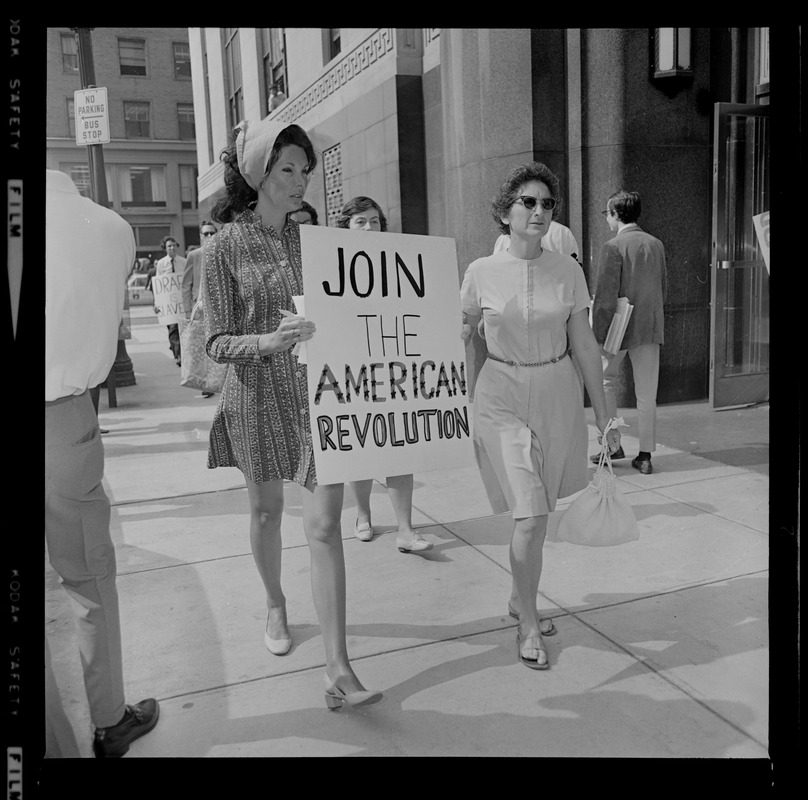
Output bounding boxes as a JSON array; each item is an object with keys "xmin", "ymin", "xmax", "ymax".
[{"xmin": 9, "ymin": 22, "xmax": 799, "ymax": 787}]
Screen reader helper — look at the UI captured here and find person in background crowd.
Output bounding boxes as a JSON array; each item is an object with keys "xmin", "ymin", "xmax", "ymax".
[
  {"xmin": 335, "ymin": 196, "xmax": 432, "ymax": 554},
  {"xmin": 461, "ymin": 162, "xmax": 620, "ymax": 671},
  {"xmin": 268, "ymin": 83, "xmax": 287, "ymax": 113},
  {"xmin": 181, "ymin": 221, "xmax": 219, "ymax": 397},
  {"xmin": 154, "ymin": 235, "xmax": 186, "ymax": 367},
  {"xmin": 590, "ymin": 190, "xmax": 667, "ymax": 475},
  {"xmin": 493, "ymin": 218, "xmax": 580, "ymax": 262},
  {"xmin": 182, "ymin": 222, "xmax": 218, "ymax": 317},
  {"xmin": 203, "ymin": 118, "xmax": 382, "ymax": 710},
  {"xmin": 46, "ymin": 169, "xmax": 160, "ymax": 757},
  {"xmin": 289, "ymin": 200, "xmax": 319, "ymax": 226}
]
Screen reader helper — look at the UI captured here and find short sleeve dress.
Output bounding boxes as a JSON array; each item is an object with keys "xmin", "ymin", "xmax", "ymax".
[
  {"xmin": 460, "ymin": 249, "xmax": 591, "ymax": 518},
  {"xmin": 202, "ymin": 208, "xmax": 314, "ymax": 486}
]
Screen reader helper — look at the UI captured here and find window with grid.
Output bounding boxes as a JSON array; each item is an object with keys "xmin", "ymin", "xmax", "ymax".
[
  {"xmin": 222, "ymin": 28, "xmax": 244, "ymax": 129},
  {"xmin": 111, "ymin": 165, "xmax": 167, "ymax": 207},
  {"xmin": 134, "ymin": 225, "xmax": 171, "ymax": 248},
  {"xmin": 66, "ymin": 98, "xmax": 75, "ymax": 138},
  {"xmin": 178, "ymin": 103, "xmax": 195, "ymax": 140},
  {"xmin": 124, "ymin": 101, "xmax": 150, "ymax": 138},
  {"xmin": 173, "ymin": 41, "xmax": 191, "ymax": 80},
  {"xmin": 60, "ymin": 33, "xmax": 78, "ymax": 73},
  {"xmin": 119, "ymin": 38, "xmax": 147, "ymax": 76},
  {"xmin": 261, "ymin": 28, "xmax": 287, "ymax": 103},
  {"xmin": 179, "ymin": 164, "xmax": 198, "ymax": 209}
]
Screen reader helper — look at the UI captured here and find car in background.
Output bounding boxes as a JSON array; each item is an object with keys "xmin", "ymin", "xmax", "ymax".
[{"xmin": 127, "ymin": 273, "xmax": 154, "ymax": 306}]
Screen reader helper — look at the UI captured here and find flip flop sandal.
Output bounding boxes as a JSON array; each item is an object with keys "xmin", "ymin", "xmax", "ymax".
[
  {"xmin": 508, "ymin": 604, "xmax": 557, "ymax": 637},
  {"xmin": 516, "ymin": 629, "xmax": 550, "ymax": 671}
]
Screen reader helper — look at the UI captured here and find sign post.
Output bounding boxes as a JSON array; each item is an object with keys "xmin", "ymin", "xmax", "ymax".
[
  {"xmin": 71, "ymin": 27, "xmax": 135, "ymax": 391},
  {"xmin": 74, "ymin": 86, "xmax": 110, "ymax": 146},
  {"xmin": 299, "ymin": 225, "xmax": 473, "ymax": 485}
]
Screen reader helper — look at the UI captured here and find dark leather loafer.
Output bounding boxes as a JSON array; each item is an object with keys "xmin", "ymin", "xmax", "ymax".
[
  {"xmin": 93, "ymin": 698, "xmax": 160, "ymax": 758},
  {"xmin": 631, "ymin": 457, "xmax": 653, "ymax": 475},
  {"xmin": 591, "ymin": 446, "xmax": 625, "ymax": 463}
]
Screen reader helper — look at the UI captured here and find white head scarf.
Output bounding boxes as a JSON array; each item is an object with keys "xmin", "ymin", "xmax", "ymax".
[{"xmin": 235, "ymin": 118, "xmax": 291, "ymax": 191}]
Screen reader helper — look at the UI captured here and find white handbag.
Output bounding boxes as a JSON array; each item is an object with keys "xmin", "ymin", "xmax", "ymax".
[{"xmin": 556, "ymin": 419, "xmax": 640, "ymax": 547}]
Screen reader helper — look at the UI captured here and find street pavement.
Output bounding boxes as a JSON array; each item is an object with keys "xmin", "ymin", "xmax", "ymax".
[{"xmin": 45, "ymin": 305, "xmax": 770, "ymax": 761}]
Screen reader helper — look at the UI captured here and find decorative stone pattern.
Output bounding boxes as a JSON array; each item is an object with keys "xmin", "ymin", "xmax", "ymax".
[
  {"xmin": 274, "ymin": 28, "xmax": 395, "ymax": 126},
  {"xmin": 323, "ymin": 144, "xmax": 343, "ymax": 228}
]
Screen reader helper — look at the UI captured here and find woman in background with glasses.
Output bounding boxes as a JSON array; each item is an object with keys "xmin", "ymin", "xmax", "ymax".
[{"xmin": 460, "ymin": 162, "xmax": 619, "ymax": 671}]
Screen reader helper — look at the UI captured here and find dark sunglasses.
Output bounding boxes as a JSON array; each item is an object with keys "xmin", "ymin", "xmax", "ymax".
[{"xmin": 515, "ymin": 195, "xmax": 556, "ymax": 212}]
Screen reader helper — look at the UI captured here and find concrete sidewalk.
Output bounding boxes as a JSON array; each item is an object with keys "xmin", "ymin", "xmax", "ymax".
[{"xmin": 45, "ymin": 306, "xmax": 769, "ymax": 759}]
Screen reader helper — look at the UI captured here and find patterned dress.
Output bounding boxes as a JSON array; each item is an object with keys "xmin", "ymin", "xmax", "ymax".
[
  {"xmin": 202, "ymin": 208, "xmax": 314, "ymax": 485},
  {"xmin": 460, "ymin": 249, "xmax": 591, "ymax": 518}
]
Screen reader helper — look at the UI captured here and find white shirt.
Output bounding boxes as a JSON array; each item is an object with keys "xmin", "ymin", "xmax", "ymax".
[
  {"xmin": 45, "ymin": 170, "xmax": 135, "ymax": 401},
  {"xmin": 155, "ymin": 253, "xmax": 186, "ymax": 275},
  {"xmin": 493, "ymin": 220, "xmax": 580, "ymax": 259}
]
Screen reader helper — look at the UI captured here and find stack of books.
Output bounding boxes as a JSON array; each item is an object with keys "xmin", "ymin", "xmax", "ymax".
[{"xmin": 603, "ymin": 297, "xmax": 634, "ymax": 354}]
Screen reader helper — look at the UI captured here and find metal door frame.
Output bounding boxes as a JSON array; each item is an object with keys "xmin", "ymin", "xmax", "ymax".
[{"xmin": 710, "ymin": 102, "xmax": 770, "ymax": 409}]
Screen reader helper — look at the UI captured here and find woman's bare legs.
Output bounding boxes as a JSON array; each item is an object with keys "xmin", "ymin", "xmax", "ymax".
[
  {"xmin": 302, "ymin": 480, "xmax": 373, "ymax": 694},
  {"xmin": 245, "ymin": 478, "xmax": 289, "ymax": 641},
  {"xmin": 386, "ymin": 473, "xmax": 421, "ymax": 542},
  {"xmin": 349, "ymin": 479, "xmax": 373, "ymax": 532},
  {"xmin": 509, "ymin": 514, "xmax": 549, "ymax": 665}
]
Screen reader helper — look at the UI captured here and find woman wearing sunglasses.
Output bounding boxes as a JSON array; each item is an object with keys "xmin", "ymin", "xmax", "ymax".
[{"xmin": 460, "ymin": 162, "xmax": 619, "ymax": 671}]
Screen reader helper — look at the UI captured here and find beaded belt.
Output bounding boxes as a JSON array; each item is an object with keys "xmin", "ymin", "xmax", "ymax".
[{"xmin": 487, "ymin": 348, "xmax": 571, "ymax": 368}]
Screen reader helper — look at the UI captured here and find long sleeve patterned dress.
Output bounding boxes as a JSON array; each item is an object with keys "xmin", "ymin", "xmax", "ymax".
[{"xmin": 202, "ymin": 208, "xmax": 314, "ymax": 485}]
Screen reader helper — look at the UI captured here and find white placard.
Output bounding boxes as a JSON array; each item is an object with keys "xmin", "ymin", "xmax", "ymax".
[
  {"xmin": 74, "ymin": 87, "xmax": 110, "ymax": 146},
  {"xmin": 752, "ymin": 211, "xmax": 770, "ymax": 274},
  {"xmin": 151, "ymin": 273, "xmax": 184, "ymax": 325},
  {"xmin": 299, "ymin": 225, "xmax": 473, "ymax": 485}
]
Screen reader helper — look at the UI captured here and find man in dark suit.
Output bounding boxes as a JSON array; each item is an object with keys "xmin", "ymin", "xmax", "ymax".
[
  {"xmin": 591, "ymin": 190, "xmax": 667, "ymax": 474},
  {"xmin": 182, "ymin": 220, "xmax": 217, "ymax": 318}
]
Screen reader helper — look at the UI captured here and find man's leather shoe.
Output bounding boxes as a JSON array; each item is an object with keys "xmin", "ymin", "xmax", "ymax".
[
  {"xmin": 591, "ymin": 446, "xmax": 625, "ymax": 463},
  {"xmin": 93, "ymin": 698, "xmax": 160, "ymax": 758},
  {"xmin": 631, "ymin": 457, "xmax": 653, "ymax": 475}
]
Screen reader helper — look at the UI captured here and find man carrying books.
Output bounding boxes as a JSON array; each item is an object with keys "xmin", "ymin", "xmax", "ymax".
[{"xmin": 590, "ymin": 190, "xmax": 667, "ymax": 475}]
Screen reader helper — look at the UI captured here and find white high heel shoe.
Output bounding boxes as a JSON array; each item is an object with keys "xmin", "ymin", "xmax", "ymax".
[
  {"xmin": 323, "ymin": 674, "xmax": 382, "ymax": 710},
  {"xmin": 264, "ymin": 610, "xmax": 292, "ymax": 656}
]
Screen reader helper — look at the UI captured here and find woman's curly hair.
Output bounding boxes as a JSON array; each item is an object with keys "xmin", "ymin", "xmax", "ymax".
[
  {"xmin": 491, "ymin": 161, "xmax": 561, "ymax": 235},
  {"xmin": 211, "ymin": 123, "xmax": 318, "ymax": 224}
]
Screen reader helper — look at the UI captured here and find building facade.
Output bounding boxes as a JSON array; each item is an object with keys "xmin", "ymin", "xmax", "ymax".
[
  {"xmin": 189, "ymin": 27, "xmax": 771, "ymax": 408},
  {"xmin": 46, "ymin": 27, "xmax": 200, "ymax": 265}
]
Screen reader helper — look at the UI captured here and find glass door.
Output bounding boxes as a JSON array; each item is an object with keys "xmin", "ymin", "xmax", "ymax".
[{"xmin": 710, "ymin": 103, "xmax": 770, "ymax": 409}]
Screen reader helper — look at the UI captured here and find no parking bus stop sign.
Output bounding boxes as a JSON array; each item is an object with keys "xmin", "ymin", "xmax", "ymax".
[{"xmin": 74, "ymin": 87, "xmax": 110, "ymax": 146}]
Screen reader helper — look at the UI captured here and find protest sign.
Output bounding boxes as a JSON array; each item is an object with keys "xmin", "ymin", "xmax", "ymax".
[
  {"xmin": 151, "ymin": 272, "xmax": 184, "ymax": 325},
  {"xmin": 299, "ymin": 225, "xmax": 472, "ymax": 485}
]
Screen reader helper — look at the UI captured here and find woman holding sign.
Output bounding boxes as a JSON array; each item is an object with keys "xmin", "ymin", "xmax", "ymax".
[
  {"xmin": 336, "ymin": 196, "xmax": 432, "ymax": 554},
  {"xmin": 203, "ymin": 119, "xmax": 382, "ymax": 709},
  {"xmin": 461, "ymin": 162, "xmax": 620, "ymax": 671}
]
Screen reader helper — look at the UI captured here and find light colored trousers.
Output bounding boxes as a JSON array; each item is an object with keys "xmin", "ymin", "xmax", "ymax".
[
  {"xmin": 601, "ymin": 343, "xmax": 660, "ymax": 453},
  {"xmin": 45, "ymin": 390, "xmax": 126, "ymax": 730}
]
